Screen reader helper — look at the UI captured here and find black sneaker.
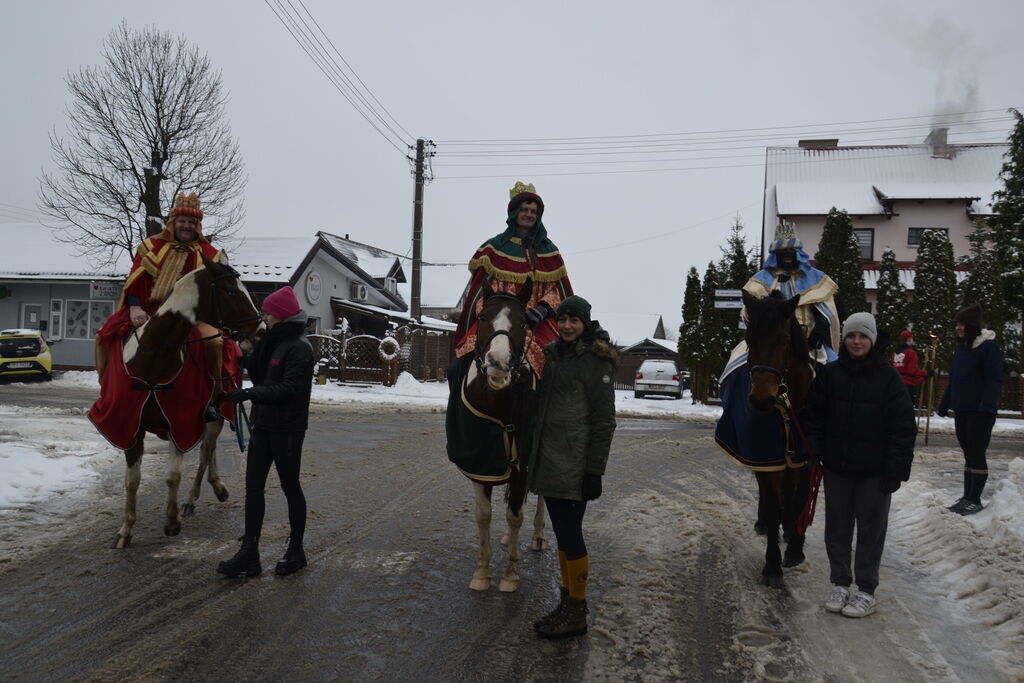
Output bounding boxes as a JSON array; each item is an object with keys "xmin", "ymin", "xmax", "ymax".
[
  {"xmin": 957, "ymin": 501, "xmax": 984, "ymax": 516},
  {"xmin": 946, "ymin": 498, "xmax": 967, "ymax": 512}
]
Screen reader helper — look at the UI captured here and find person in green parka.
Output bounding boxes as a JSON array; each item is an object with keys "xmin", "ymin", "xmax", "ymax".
[{"xmin": 528, "ymin": 295, "xmax": 618, "ymax": 639}]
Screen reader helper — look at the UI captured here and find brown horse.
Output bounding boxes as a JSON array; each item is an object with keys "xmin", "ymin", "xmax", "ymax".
[
  {"xmin": 743, "ymin": 290, "xmax": 815, "ymax": 588},
  {"xmin": 455, "ymin": 279, "xmax": 546, "ymax": 592},
  {"xmin": 105, "ymin": 256, "xmax": 261, "ymax": 549}
]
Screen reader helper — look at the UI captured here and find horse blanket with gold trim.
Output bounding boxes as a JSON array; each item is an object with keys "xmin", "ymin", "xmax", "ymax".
[
  {"xmin": 714, "ymin": 367, "xmax": 807, "ymax": 472},
  {"xmin": 445, "ymin": 360, "xmax": 536, "ymax": 483}
]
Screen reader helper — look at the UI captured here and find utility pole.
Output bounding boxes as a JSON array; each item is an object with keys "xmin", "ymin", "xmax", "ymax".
[{"xmin": 410, "ymin": 138, "xmax": 426, "ymax": 322}]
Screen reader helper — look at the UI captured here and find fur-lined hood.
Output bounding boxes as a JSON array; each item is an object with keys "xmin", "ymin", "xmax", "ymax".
[
  {"xmin": 972, "ymin": 328, "xmax": 996, "ymax": 349},
  {"xmin": 544, "ymin": 336, "xmax": 620, "ymax": 368}
]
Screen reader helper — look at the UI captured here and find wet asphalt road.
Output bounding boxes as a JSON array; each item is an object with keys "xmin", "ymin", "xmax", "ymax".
[{"xmin": 0, "ymin": 380, "xmax": 1020, "ymax": 681}]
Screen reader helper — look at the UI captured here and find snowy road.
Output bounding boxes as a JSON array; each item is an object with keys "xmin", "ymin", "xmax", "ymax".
[{"xmin": 0, "ymin": 380, "xmax": 1021, "ymax": 681}]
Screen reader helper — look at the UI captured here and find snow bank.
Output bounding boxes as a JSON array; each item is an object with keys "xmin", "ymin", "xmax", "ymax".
[{"xmin": 888, "ymin": 459, "xmax": 1024, "ymax": 676}]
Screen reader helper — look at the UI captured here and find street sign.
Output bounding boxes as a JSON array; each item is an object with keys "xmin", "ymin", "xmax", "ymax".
[
  {"xmin": 714, "ymin": 288, "xmax": 742, "ymax": 298},
  {"xmin": 713, "ymin": 300, "xmax": 743, "ymax": 309}
]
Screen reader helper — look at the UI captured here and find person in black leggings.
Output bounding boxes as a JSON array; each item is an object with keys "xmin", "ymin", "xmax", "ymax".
[
  {"xmin": 527, "ymin": 296, "xmax": 617, "ymax": 639},
  {"xmin": 218, "ymin": 285, "xmax": 314, "ymax": 577},
  {"xmin": 938, "ymin": 304, "xmax": 1004, "ymax": 516}
]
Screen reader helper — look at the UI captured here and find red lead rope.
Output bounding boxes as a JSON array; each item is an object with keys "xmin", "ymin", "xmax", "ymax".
[{"xmin": 787, "ymin": 401, "xmax": 824, "ymax": 536}]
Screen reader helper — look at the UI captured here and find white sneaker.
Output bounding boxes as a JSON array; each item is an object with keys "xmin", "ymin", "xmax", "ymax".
[
  {"xmin": 825, "ymin": 585, "xmax": 850, "ymax": 613},
  {"xmin": 841, "ymin": 590, "xmax": 877, "ymax": 618}
]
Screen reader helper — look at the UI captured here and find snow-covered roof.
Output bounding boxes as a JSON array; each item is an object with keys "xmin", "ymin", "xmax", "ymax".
[
  {"xmin": 0, "ymin": 223, "xmax": 126, "ymax": 280},
  {"xmin": 229, "ymin": 235, "xmax": 319, "ymax": 283},
  {"xmin": 319, "ymin": 232, "xmax": 404, "ymax": 281},
  {"xmin": 619, "ymin": 337, "xmax": 679, "ymax": 354},
  {"xmin": 598, "ymin": 312, "xmax": 673, "ymax": 347},
  {"xmin": 862, "ymin": 268, "xmax": 969, "ymax": 291},
  {"xmin": 765, "ymin": 143, "xmax": 1007, "ymax": 227}
]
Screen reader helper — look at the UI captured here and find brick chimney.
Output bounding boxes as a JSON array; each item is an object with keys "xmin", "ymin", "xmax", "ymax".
[{"xmin": 925, "ymin": 127, "xmax": 955, "ymax": 158}]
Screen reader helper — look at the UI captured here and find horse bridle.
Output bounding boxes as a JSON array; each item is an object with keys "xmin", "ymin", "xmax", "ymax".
[
  {"xmin": 749, "ymin": 363, "xmax": 789, "ymax": 402},
  {"xmin": 473, "ymin": 294, "xmax": 532, "ymax": 383},
  {"xmin": 206, "ymin": 265, "xmax": 262, "ymax": 338}
]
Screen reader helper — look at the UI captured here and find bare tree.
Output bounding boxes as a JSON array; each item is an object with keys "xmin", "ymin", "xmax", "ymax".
[{"xmin": 39, "ymin": 22, "xmax": 246, "ymax": 266}]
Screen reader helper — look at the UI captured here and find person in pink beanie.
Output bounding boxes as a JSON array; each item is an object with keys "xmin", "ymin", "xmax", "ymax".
[{"xmin": 218, "ymin": 286, "xmax": 314, "ymax": 577}]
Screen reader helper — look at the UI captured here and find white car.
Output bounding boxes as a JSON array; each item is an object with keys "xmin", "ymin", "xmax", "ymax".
[{"xmin": 634, "ymin": 359, "xmax": 682, "ymax": 399}]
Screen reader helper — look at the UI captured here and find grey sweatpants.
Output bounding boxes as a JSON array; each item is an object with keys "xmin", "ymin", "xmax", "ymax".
[{"xmin": 823, "ymin": 469, "xmax": 891, "ymax": 594}]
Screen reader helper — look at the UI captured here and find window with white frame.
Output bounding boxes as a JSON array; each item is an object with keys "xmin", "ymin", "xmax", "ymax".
[
  {"xmin": 853, "ymin": 229, "xmax": 874, "ymax": 260},
  {"xmin": 49, "ymin": 300, "xmax": 63, "ymax": 340},
  {"xmin": 907, "ymin": 227, "xmax": 948, "ymax": 248}
]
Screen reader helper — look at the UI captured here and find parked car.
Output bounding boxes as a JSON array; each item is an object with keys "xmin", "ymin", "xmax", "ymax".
[
  {"xmin": 634, "ymin": 359, "xmax": 681, "ymax": 399},
  {"xmin": 0, "ymin": 328, "xmax": 53, "ymax": 381}
]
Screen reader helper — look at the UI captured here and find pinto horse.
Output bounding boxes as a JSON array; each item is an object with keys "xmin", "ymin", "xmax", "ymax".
[
  {"xmin": 447, "ymin": 279, "xmax": 546, "ymax": 592},
  {"xmin": 91, "ymin": 256, "xmax": 261, "ymax": 549},
  {"xmin": 742, "ymin": 290, "xmax": 815, "ymax": 588}
]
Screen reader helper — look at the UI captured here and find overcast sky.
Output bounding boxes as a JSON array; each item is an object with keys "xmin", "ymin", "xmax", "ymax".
[{"xmin": 3, "ymin": 1, "xmax": 1023, "ymax": 342}]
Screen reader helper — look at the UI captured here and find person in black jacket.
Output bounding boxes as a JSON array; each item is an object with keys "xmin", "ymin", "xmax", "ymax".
[
  {"xmin": 938, "ymin": 303, "xmax": 1004, "ymax": 516},
  {"xmin": 805, "ymin": 312, "xmax": 916, "ymax": 618},
  {"xmin": 217, "ymin": 286, "xmax": 314, "ymax": 577}
]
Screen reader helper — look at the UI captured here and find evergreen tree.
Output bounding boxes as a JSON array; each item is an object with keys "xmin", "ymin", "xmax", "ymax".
[
  {"xmin": 989, "ymin": 107, "xmax": 1024, "ymax": 378},
  {"xmin": 959, "ymin": 221, "xmax": 1001, "ymax": 321},
  {"xmin": 678, "ymin": 267, "xmax": 702, "ymax": 373},
  {"xmin": 875, "ymin": 247, "xmax": 907, "ymax": 350},
  {"xmin": 814, "ymin": 207, "xmax": 868, "ymax": 321},
  {"xmin": 716, "ymin": 217, "xmax": 759, "ymax": 350},
  {"xmin": 694, "ymin": 262, "xmax": 726, "ymax": 402},
  {"xmin": 911, "ymin": 228, "xmax": 958, "ymax": 368}
]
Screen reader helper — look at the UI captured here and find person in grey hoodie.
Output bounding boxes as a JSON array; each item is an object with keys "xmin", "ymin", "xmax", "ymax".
[
  {"xmin": 938, "ymin": 303, "xmax": 1004, "ymax": 516},
  {"xmin": 218, "ymin": 286, "xmax": 314, "ymax": 577}
]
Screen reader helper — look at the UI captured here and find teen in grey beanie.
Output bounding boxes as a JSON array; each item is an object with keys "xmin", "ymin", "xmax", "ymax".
[{"xmin": 842, "ymin": 312, "xmax": 877, "ymax": 346}]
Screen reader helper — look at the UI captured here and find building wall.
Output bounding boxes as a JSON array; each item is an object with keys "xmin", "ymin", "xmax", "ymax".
[
  {"xmin": 293, "ymin": 253, "xmax": 407, "ymax": 335},
  {"xmin": 783, "ymin": 198, "xmax": 976, "ymax": 263},
  {"xmin": 0, "ymin": 280, "xmax": 119, "ymax": 368}
]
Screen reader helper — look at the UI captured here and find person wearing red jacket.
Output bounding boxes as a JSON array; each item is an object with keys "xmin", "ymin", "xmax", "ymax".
[{"xmin": 890, "ymin": 330, "xmax": 928, "ymax": 405}]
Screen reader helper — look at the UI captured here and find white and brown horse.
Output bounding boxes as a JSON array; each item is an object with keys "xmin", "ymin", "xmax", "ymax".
[
  {"xmin": 102, "ymin": 256, "xmax": 261, "ymax": 548},
  {"xmin": 451, "ymin": 280, "xmax": 547, "ymax": 592}
]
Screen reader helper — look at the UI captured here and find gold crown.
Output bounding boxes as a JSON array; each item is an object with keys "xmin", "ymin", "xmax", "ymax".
[
  {"xmin": 174, "ymin": 193, "xmax": 201, "ymax": 210},
  {"xmin": 773, "ymin": 221, "xmax": 797, "ymax": 242},
  {"xmin": 509, "ymin": 181, "xmax": 536, "ymax": 198}
]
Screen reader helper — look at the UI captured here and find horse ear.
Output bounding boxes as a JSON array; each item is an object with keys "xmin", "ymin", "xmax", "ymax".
[
  {"xmin": 482, "ymin": 278, "xmax": 495, "ymax": 301},
  {"xmin": 518, "ymin": 277, "xmax": 533, "ymax": 306},
  {"xmin": 741, "ymin": 290, "xmax": 756, "ymax": 310},
  {"xmin": 786, "ymin": 294, "xmax": 801, "ymax": 315}
]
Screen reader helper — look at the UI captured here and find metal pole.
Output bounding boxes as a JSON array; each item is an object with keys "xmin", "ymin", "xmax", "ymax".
[{"xmin": 411, "ymin": 139, "xmax": 425, "ymax": 323}]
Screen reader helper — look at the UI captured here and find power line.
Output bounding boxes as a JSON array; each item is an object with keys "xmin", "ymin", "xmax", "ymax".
[
  {"xmin": 432, "ymin": 144, "xmax": 1010, "ymax": 180},
  {"xmin": 294, "ymin": 0, "xmax": 414, "ymax": 143},
  {"xmin": 433, "ymin": 117, "xmax": 1012, "ymax": 157},
  {"xmin": 431, "ymin": 127, "xmax": 1011, "ymax": 168},
  {"xmin": 263, "ymin": 0, "xmax": 409, "ymax": 155},
  {"xmin": 434, "ymin": 107, "xmax": 1017, "ymax": 144}
]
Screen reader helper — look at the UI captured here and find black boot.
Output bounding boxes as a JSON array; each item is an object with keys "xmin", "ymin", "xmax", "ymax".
[
  {"xmin": 217, "ymin": 535, "xmax": 261, "ymax": 577},
  {"xmin": 533, "ymin": 587, "xmax": 569, "ymax": 631},
  {"xmin": 275, "ymin": 540, "xmax": 307, "ymax": 576},
  {"xmin": 536, "ymin": 597, "xmax": 588, "ymax": 639}
]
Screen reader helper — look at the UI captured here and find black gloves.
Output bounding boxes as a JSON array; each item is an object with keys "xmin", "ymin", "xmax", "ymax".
[
  {"xmin": 880, "ymin": 478, "xmax": 901, "ymax": 494},
  {"xmin": 807, "ymin": 309, "xmax": 831, "ymax": 350},
  {"xmin": 581, "ymin": 474, "xmax": 603, "ymax": 501},
  {"xmin": 224, "ymin": 388, "xmax": 250, "ymax": 403},
  {"xmin": 525, "ymin": 301, "xmax": 553, "ymax": 327}
]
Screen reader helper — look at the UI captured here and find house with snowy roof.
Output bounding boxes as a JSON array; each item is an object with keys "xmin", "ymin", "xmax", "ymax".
[{"xmin": 761, "ymin": 129, "xmax": 1007, "ymax": 311}]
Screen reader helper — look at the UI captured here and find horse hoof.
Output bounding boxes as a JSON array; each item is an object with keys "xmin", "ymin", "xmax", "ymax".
[
  {"xmin": 164, "ymin": 524, "xmax": 181, "ymax": 537},
  {"xmin": 469, "ymin": 577, "xmax": 491, "ymax": 591},
  {"xmin": 761, "ymin": 573, "xmax": 785, "ymax": 589},
  {"xmin": 754, "ymin": 521, "xmax": 766, "ymax": 536},
  {"xmin": 498, "ymin": 578, "xmax": 519, "ymax": 593},
  {"xmin": 530, "ymin": 538, "xmax": 546, "ymax": 552},
  {"xmin": 215, "ymin": 487, "xmax": 229, "ymax": 503},
  {"xmin": 783, "ymin": 554, "xmax": 805, "ymax": 568},
  {"xmin": 110, "ymin": 534, "xmax": 131, "ymax": 549},
  {"xmin": 181, "ymin": 503, "xmax": 195, "ymax": 517}
]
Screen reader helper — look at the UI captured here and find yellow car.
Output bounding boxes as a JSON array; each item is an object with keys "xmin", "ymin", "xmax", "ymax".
[{"xmin": 0, "ymin": 328, "xmax": 53, "ymax": 381}]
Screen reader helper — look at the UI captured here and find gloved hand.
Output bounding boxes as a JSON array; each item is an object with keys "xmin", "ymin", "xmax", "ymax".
[
  {"xmin": 525, "ymin": 302, "xmax": 553, "ymax": 327},
  {"xmin": 880, "ymin": 478, "xmax": 901, "ymax": 494},
  {"xmin": 581, "ymin": 474, "xmax": 602, "ymax": 501},
  {"xmin": 224, "ymin": 388, "xmax": 251, "ymax": 403}
]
